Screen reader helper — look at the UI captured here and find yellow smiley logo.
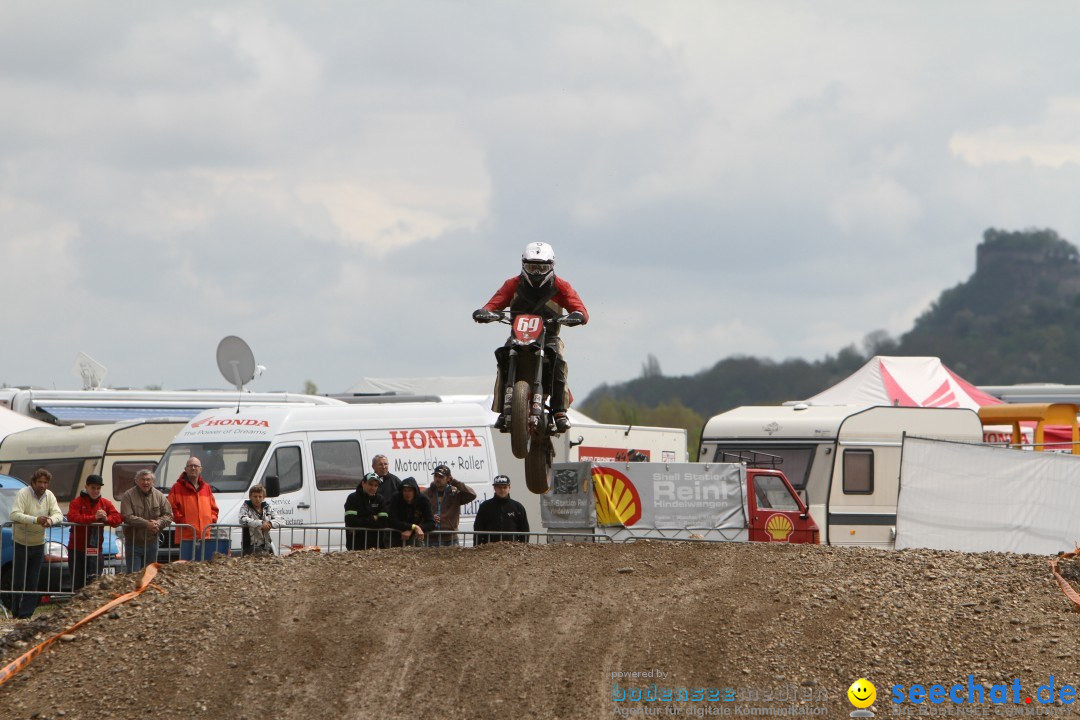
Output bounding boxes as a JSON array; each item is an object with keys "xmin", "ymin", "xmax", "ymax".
[{"xmin": 848, "ymin": 678, "xmax": 876, "ymax": 709}]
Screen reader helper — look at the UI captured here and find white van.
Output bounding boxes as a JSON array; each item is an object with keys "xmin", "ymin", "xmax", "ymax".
[
  {"xmin": 156, "ymin": 403, "xmax": 499, "ymax": 549},
  {"xmin": 698, "ymin": 405, "xmax": 984, "ymax": 548}
]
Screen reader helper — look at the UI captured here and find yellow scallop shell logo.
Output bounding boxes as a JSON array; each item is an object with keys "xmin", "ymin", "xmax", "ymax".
[
  {"xmin": 591, "ymin": 466, "xmax": 642, "ymax": 526},
  {"xmin": 764, "ymin": 513, "xmax": 794, "ymax": 542}
]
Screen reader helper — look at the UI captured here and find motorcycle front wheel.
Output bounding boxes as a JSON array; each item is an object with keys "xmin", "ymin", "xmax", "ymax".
[
  {"xmin": 510, "ymin": 379, "xmax": 531, "ymax": 459},
  {"xmin": 525, "ymin": 438, "xmax": 552, "ymax": 494}
]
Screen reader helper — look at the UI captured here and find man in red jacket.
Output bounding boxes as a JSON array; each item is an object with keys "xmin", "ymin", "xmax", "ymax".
[
  {"xmin": 473, "ymin": 242, "xmax": 588, "ymax": 432},
  {"xmin": 168, "ymin": 457, "xmax": 220, "ymax": 561},
  {"xmin": 66, "ymin": 474, "xmax": 122, "ymax": 590}
]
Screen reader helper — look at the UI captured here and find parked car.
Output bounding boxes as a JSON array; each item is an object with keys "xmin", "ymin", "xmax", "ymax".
[{"xmin": 0, "ymin": 474, "xmax": 123, "ymax": 610}]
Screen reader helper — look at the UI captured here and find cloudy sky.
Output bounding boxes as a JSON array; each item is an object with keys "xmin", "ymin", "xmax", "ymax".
[{"xmin": 3, "ymin": 1, "xmax": 1080, "ymax": 398}]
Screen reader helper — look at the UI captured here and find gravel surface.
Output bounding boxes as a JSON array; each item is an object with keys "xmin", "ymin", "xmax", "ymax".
[{"xmin": 1, "ymin": 541, "xmax": 1079, "ymax": 719}]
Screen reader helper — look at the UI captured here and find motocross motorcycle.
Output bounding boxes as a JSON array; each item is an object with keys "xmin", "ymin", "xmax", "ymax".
[{"xmin": 482, "ymin": 311, "xmax": 577, "ymax": 493}]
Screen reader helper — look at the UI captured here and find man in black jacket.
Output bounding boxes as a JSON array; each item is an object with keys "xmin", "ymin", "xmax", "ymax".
[
  {"xmin": 388, "ymin": 477, "xmax": 435, "ymax": 547},
  {"xmin": 344, "ymin": 473, "xmax": 389, "ymax": 550},
  {"xmin": 473, "ymin": 475, "xmax": 529, "ymax": 544},
  {"xmin": 372, "ymin": 454, "xmax": 403, "ymax": 506}
]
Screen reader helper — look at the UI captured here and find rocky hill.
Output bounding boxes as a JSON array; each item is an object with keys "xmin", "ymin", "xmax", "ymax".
[{"xmin": 584, "ymin": 228, "xmax": 1080, "ymax": 425}]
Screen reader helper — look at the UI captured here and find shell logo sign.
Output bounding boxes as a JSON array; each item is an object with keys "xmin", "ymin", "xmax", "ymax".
[
  {"xmin": 764, "ymin": 513, "xmax": 795, "ymax": 542},
  {"xmin": 591, "ymin": 466, "xmax": 643, "ymax": 526}
]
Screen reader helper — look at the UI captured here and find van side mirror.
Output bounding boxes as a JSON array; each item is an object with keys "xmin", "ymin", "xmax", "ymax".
[{"xmin": 264, "ymin": 476, "xmax": 280, "ymax": 498}]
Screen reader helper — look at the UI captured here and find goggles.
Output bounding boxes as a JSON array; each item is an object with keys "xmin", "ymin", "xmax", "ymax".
[{"xmin": 523, "ymin": 261, "xmax": 553, "ymax": 276}]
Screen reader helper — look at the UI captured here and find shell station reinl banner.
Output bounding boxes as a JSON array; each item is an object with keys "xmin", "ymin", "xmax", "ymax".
[{"xmin": 543, "ymin": 463, "xmax": 749, "ymax": 530}]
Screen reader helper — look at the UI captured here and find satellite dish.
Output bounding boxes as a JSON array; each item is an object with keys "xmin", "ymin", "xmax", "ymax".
[
  {"xmin": 216, "ymin": 336, "xmax": 257, "ymax": 391},
  {"xmin": 73, "ymin": 352, "xmax": 108, "ymax": 390}
]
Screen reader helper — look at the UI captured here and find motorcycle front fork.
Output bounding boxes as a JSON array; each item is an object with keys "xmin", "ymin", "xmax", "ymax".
[{"xmin": 504, "ymin": 349, "xmax": 549, "ymax": 433}]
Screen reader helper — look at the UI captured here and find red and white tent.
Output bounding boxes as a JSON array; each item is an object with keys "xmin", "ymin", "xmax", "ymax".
[
  {"xmin": 801, "ymin": 356, "xmax": 1073, "ymax": 446},
  {"xmin": 803, "ymin": 356, "xmax": 1003, "ymax": 410}
]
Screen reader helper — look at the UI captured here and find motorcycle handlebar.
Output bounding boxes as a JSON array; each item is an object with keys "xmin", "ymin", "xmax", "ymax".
[{"xmin": 488, "ymin": 313, "xmax": 579, "ymax": 326}]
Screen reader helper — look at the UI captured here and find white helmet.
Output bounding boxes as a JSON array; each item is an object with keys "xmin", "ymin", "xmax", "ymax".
[{"xmin": 521, "ymin": 242, "xmax": 555, "ymax": 287}]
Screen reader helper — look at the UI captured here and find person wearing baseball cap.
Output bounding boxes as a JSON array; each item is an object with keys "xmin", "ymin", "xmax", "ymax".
[
  {"xmin": 344, "ymin": 473, "xmax": 390, "ymax": 550},
  {"xmin": 473, "ymin": 474, "xmax": 529, "ymax": 545},
  {"xmin": 67, "ymin": 474, "xmax": 123, "ymax": 590},
  {"xmin": 423, "ymin": 464, "xmax": 477, "ymax": 547}
]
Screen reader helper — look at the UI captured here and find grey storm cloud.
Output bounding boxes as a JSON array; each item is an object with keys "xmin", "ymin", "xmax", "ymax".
[{"xmin": 3, "ymin": 1, "xmax": 1080, "ymax": 395}]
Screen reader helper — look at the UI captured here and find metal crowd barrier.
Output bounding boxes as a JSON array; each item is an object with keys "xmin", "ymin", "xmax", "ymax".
[
  {"xmin": 119, "ymin": 522, "xmax": 198, "ymax": 569},
  {"xmin": 603, "ymin": 526, "xmax": 748, "ymax": 543},
  {"xmin": 1, "ymin": 520, "xmax": 132, "ymax": 616},
  {"xmin": 438, "ymin": 530, "xmax": 613, "ymax": 546},
  {"xmin": 194, "ymin": 524, "xmax": 614, "ymax": 556},
  {"xmin": 1, "ymin": 517, "xmax": 735, "ymax": 619}
]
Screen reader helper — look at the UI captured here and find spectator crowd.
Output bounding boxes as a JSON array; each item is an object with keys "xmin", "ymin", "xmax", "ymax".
[{"xmin": 5, "ymin": 455, "xmax": 531, "ymax": 618}]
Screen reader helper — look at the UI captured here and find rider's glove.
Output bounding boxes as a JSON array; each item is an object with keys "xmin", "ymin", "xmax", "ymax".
[
  {"xmin": 473, "ymin": 309, "xmax": 499, "ymax": 323},
  {"xmin": 562, "ymin": 311, "xmax": 586, "ymax": 327}
]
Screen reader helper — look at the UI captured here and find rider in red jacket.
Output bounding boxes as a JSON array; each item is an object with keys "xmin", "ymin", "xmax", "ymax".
[{"xmin": 473, "ymin": 242, "xmax": 588, "ymax": 432}]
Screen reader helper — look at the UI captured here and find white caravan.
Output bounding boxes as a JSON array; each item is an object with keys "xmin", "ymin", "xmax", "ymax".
[
  {"xmin": 157, "ymin": 403, "xmax": 499, "ymax": 550},
  {"xmin": 0, "ymin": 419, "xmax": 187, "ymax": 510},
  {"xmin": 698, "ymin": 405, "xmax": 983, "ymax": 548}
]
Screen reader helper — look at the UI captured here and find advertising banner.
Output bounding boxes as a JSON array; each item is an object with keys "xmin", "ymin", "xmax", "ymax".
[
  {"xmin": 542, "ymin": 462, "xmax": 748, "ymax": 531},
  {"xmin": 541, "ymin": 463, "xmax": 596, "ymax": 529}
]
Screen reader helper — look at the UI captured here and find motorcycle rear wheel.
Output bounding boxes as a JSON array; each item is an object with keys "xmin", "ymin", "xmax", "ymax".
[
  {"xmin": 525, "ymin": 438, "xmax": 552, "ymax": 494},
  {"xmin": 510, "ymin": 380, "xmax": 531, "ymax": 459}
]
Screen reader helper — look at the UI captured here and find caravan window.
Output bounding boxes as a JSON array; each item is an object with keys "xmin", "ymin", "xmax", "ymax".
[
  {"xmin": 112, "ymin": 461, "xmax": 157, "ymax": 499},
  {"xmin": 157, "ymin": 443, "xmax": 269, "ymax": 494},
  {"xmin": 8, "ymin": 460, "xmax": 83, "ymax": 503},
  {"xmin": 843, "ymin": 449, "xmax": 874, "ymax": 494},
  {"xmin": 312, "ymin": 441, "xmax": 364, "ymax": 491},
  {"xmin": 711, "ymin": 445, "xmax": 815, "ymax": 489},
  {"xmin": 264, "ymin": 446, "xmax": 303, "ymax": 494}
]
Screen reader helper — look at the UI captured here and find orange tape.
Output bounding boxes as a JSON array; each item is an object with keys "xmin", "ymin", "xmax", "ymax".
[
  {"xmin": 0, "ymin": 563, "xmax": 161, "ymax": 688},
  {"xmin": 1049, "ymin": 548, "xmax": 1080, "ymax": 612}
]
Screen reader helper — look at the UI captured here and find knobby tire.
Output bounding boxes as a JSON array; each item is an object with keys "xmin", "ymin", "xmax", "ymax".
[{"xmin": 510, "ymin": 380, "xmax": 531, "ymax": 459}]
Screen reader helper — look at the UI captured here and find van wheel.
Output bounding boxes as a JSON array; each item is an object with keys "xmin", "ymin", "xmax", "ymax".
[
  {"xmin": 510, "ymin": 380, "xmax": 531, "ymax": 459},
  {"xmin": 525, "ymin": 439, "xmax": 552, "ymax": 494}
]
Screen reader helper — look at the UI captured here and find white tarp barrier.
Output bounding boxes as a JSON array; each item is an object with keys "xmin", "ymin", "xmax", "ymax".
[{"xmin": 897, "ymin": 436, "xmax": 1080, "ymax": 554}]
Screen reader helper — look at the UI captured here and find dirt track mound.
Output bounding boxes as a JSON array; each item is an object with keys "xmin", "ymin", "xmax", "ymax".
[{"xmin": 1, "ymin": 542, "xmax": 1079, "ymax": 719}]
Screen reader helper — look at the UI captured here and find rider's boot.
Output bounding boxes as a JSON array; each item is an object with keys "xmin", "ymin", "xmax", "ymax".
[
  {"xmin": 494, "ymin": 413, "xmax": 509, "ymax": 431},
  {"xmin": 553, "ymin": 411, "xmax": 571, "ymax": 433}
]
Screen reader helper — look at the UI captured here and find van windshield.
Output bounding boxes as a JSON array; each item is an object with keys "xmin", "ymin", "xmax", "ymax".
[
  {"xmin": 712, "ymin": 445, "xmax": 816, "ymax": 490},
  {"xmin": 157, "ymin": 442, "xmax": 269, "ymax": 494}
]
